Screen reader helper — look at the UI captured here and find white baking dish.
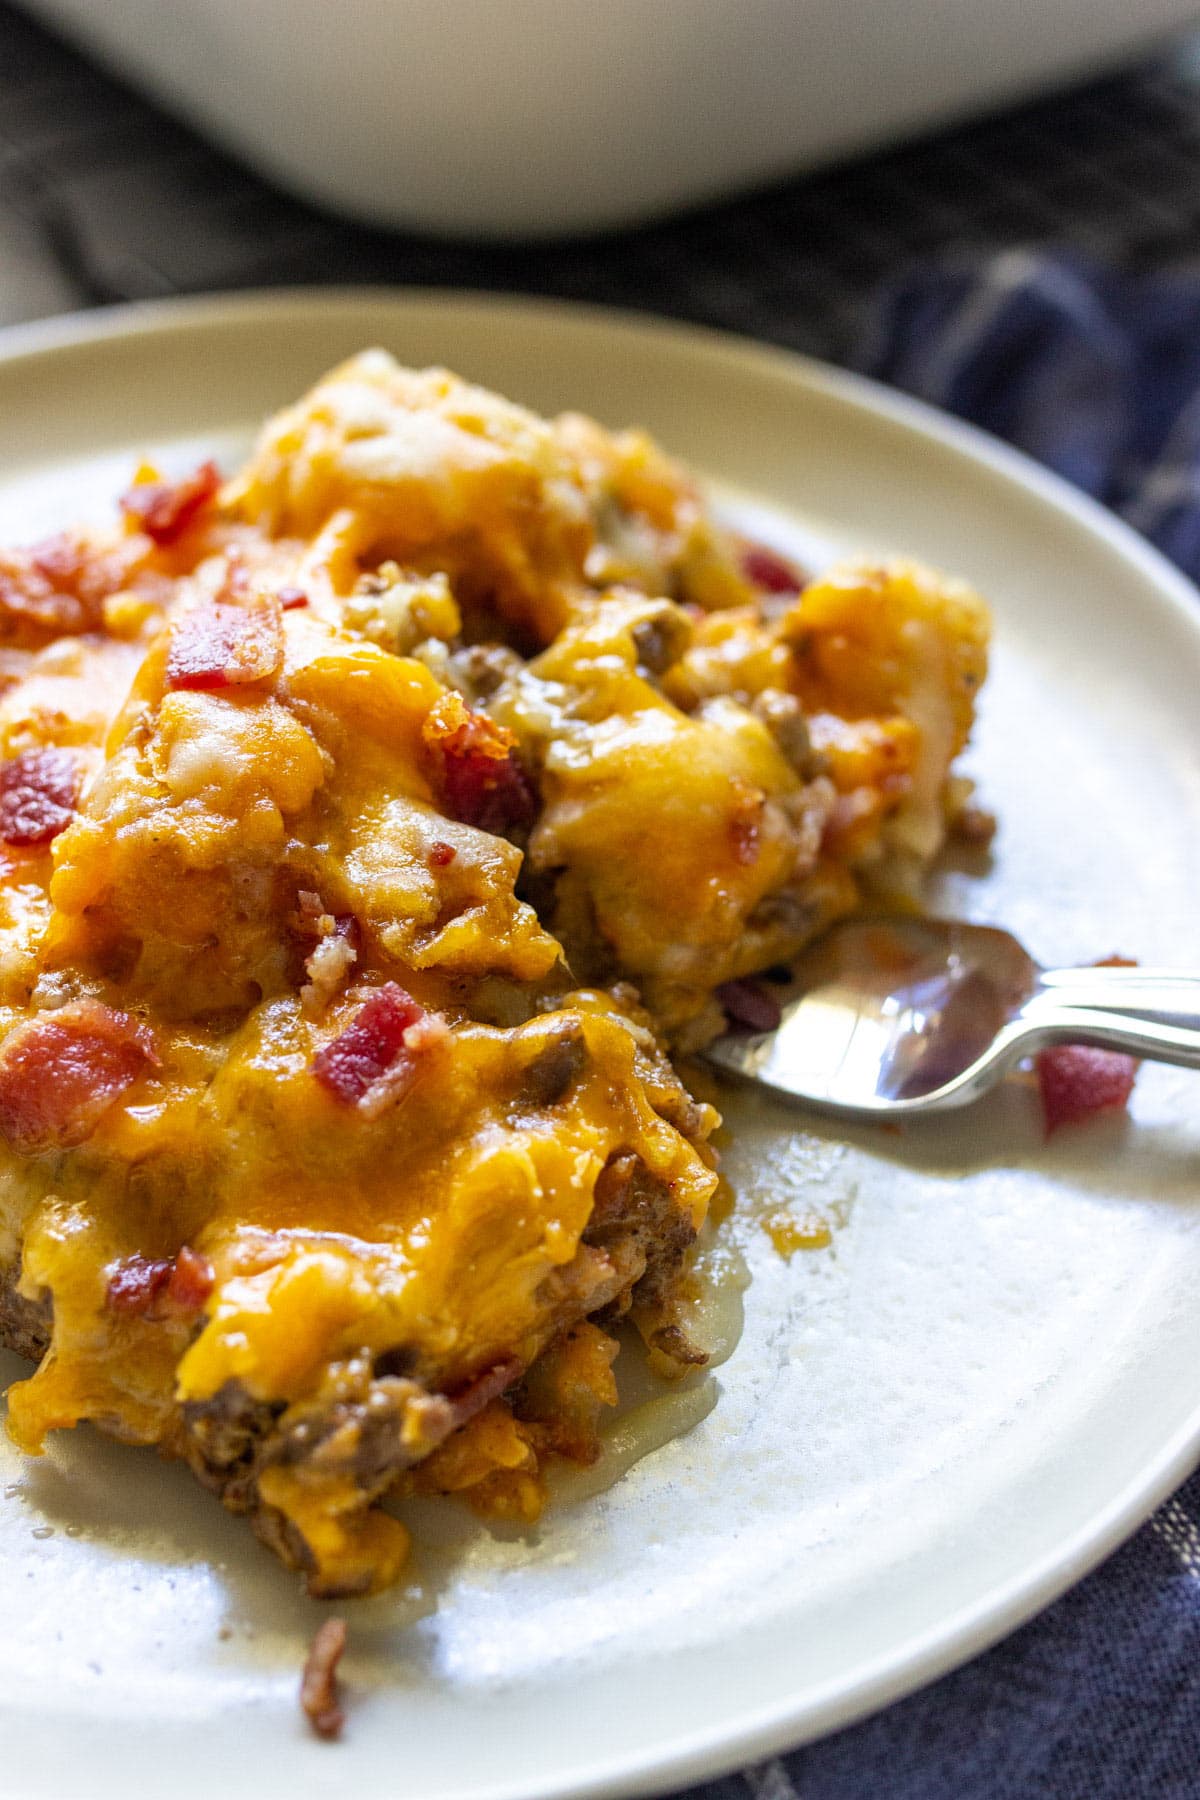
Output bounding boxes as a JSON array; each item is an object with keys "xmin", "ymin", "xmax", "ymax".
[{"xmin": 18, "ymin": 0, "xmax": 1200, "ymax": 237}]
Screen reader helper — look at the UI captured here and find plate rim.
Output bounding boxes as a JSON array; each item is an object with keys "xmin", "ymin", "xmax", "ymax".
[
  {"xmin": 2, "ymin": 281, "xmax": 1200, "ymax": 628},
  {"xmin": 2, "ymin": 286, "xmax": 1200, "ymax": 1800}
]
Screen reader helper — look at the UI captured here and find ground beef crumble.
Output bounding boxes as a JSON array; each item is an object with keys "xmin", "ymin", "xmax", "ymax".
[{"xmin": 300, "ymin": 1616, "xmax": 348, "ymax": 1739}]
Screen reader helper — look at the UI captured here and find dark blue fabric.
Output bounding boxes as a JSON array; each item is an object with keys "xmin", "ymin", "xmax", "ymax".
[
  {"xmin": 855, "ymin": 248, "xmax": 1200, "ymax": 584},
  {"xmin": 678, "ymin": 251, "xmax": 1200, "ymax": 1800},
  {"xmin": 686, "ymin": 1473, "xmax": 1200, "ymax": 1799}
]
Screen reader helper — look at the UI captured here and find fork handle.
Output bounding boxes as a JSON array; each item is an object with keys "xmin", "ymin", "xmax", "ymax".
[{"xmin": 1020, "ymin": 967, "xmax": 1200, "ymax": 1069}]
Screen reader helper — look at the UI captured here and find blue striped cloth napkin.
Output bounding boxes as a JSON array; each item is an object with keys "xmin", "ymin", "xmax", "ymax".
[
  {"xmin": 857, "ymin": 248, "xmax": 1200, "ymax": 581},
  {"xmin": 683, "ymin": 251, "xmax": 1200, "ymax": 1800}
]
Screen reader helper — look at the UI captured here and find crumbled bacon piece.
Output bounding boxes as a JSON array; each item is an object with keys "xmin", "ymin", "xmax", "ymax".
[
  {"xmin": 0, "ymin": 533, "xmax": 141, "ymax": 645},
  {"xmin": 26, "ymin": 535, "xmax": 87, "ymax": 591},
  {"xmin": 740, "ymin": 542, "xmax": 805, "ymax": 596},
  {"xmin": 107, "ymin": 1255, "xmax": 172, "ymax": 1315},
  {"xmin": 429, "ymin": 840, "xmax": 457, "ymax": 868},
  {"xmin": 278, "ymin": 587, "xmax": 308, "ymax": 610},
  {"xmin": 0, "ymin": 747, "xmax": 81, "ymax": 845},
  {"xmin": 119, "ymin": 461, "xmax": 221, "ymax": 547},
  {"xmin": 717, "ymin": 978, "xmax": 783, "ymax": 1034},
  {"xmin": 301, "ymin": 1617, "xmax": 348, "ymax": 1741},
  {"xmin": 166, "ymin": 1245, "xmax": 217, "ymax": 1312},
  {"xmin": 293, "ymin": 889, "xmax": 327, "ymax": 929},
  {"xmin": 107, "ymin": 1245, "xmax": 215, "ymax": 1318},
  {"xmin": 312, "ymin": 983, "xmax": 448, "ymax": 1118},
  {"xmin": 1036, "ymin": 955, "xmax": 1140, "ymax": 1134},
  {"xmin": 295, "ymin": 903, "xmax": 359, "ymax": 951},
  {"xmin": 291, "ymin": 891, "xmax": 360, "ymax": 966},
  {"xmin": 421, "ymin": 692, "xmax": 536, "ymax": 838},
  {"xmin": 166, "ymin": 599, "xmax": 282, "ymax": 691},
  {"xmin": 444, "ymin": 1356, "xmax": 524, "ymax": 1432},
  {"xmin": 1036, "ymin": 1044, "xmax": 1138, "ymax": 1135},
  {"xmin": 0, "ymin": 999, "xmax": 159, "ymax": 1153}
]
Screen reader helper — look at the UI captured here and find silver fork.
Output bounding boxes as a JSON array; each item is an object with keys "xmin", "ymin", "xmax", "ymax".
[{"xmin": 704, "ymin": 918, "xmax": 1200, "ymax": 1119}]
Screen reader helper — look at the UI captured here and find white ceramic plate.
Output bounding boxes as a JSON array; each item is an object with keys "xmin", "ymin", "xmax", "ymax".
[{"xmin": 2, "ymin": 293, "xmax": 1200, "ymax": 1800}]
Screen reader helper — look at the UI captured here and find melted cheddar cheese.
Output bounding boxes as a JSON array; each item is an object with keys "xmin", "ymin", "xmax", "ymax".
[{"xmin": 0, "ymin": 354, "xmax": 989, "ymax": 1594}]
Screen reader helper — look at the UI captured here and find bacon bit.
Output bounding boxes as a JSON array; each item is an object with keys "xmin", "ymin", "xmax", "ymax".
[
  {"xmin": 278, "ymin": 587, "xmax": 309, "ymax": 611},
  {"xmin": 119, "ymin": 460, "xmax": 221, "ymax": 547},
  {"xmin": 166, "ymin": 1245, "xmax": 216, "ymax": 1312},
  {"xmin": 27, "ymin": 535, "xmax": 88, "ymax": 591},
  {"xmin": 301, "ymin": 1617, "xmax": 347, "ymax": 1741},
  {"xmin": 740, "ymin": 542, "xmax": 806, "ymax": 596},
  {"xmin": 107, "ymin": 1245, "xmax": 215, "ymax": 1319},
  {"xmin": 107, "ymin": 1255, "xmax": 172, "ymax": 1315},
  {"xmin": 1035, "ymin": 954, "xmax": 1140, "ymax": 1135},
  {"xmin": 0, "ymin": 999, "xmax": 159, "ymax": 1154},
  {"xmin": 301, "ymin": 910, "xmax": 361, "ymax": 949},
  {"xmin": 293, "ymin": 889, "xmax": 329, "ymax": 932},
  {"xmin": 429, "ymin": 840, "xmax": 457, "ymax": 868},
  {"xmin": 166, "ymin": 599, "xmax": 282, "ymax": 692},
  {"xmin": 717, "ymin": 978, "xmax": 783, "ymax": 1034},
  {"xmin": 0, "ymin": 533, "xmax": 133, "ymax": 644},
  {"xmin": 421, "ymin": 692, "xmax": 537, "ymax": 839},
  {"xmin": 312, "ymin": 983, "xmax": 448, "ymax": 1118},
  {"xmin": 291, "ymin": 891, "xmax": 359, "ymax": 954},
  {"xmin": 728, "ymin": 781, "xmax": 764, "ymax": 867},
  {"xmin": 290, "ymin": 892, "xmax": 360, "ymax": 993},
  {"xmin": 1036, "ymin": 1044, "xmax": 1138, "ymax": 1136},
  {"xmin": 0, "ymin": 747, "xmax": 82, "ymax": 845},
  {"xmin": 444, "ymin": 1355, "xmax": 524, "ymax": 1432}
]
